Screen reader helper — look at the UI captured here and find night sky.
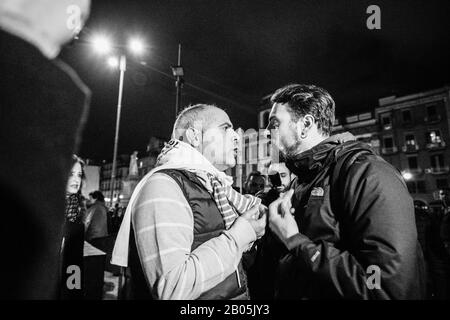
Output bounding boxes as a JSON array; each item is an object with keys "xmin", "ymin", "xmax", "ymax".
[{"xmin": 60, "ymin": 0, "xmax": 450, "ymax": 161}]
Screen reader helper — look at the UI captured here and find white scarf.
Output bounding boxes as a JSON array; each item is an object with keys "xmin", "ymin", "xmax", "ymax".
[{"xmin": 111, "ymin": 139, "xmax": 233, "ymax": 267}]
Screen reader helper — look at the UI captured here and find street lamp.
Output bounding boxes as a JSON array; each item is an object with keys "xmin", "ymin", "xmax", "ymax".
[
  {"xmin": 91, "ymin": 34, "xmax": 145, "ymax": 207},
  {"xmin": 92, "ymin": 35, "xmax": 112, "ymax": 54},
  {"xmin": 402, "ymin": 171, "xmax": 413, "ymax": 181}
]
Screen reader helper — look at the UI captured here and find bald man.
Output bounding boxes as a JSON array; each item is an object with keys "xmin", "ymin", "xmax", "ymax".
[
  {"xmin": 112, "ymin": 104, "xmax": 267, "ymax": 300},
  {"xmin": 0, "ymin": 0, "xmax": 91, "ymax": 299}
]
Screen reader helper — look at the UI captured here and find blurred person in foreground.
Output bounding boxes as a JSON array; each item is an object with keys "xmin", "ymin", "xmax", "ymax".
[
  {"xmin": 264, "ymin": 84, "xmax": 425, "ymax": 299},
  {"xmin": 0, "ymin": 0, "xmax": 91, "ymax": 299},
  {"xmin": 112, "ymin": 104, "xmax": 266, "ymax": 300}
]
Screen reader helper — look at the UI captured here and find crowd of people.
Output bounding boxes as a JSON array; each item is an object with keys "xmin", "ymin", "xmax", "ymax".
[{"xmin": 1, "ymin": 0, "xmax": 449, "ymax": 301}]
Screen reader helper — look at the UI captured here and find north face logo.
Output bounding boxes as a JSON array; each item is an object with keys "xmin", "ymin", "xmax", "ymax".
[{"xmin": 311, "ymin": 187, "xmax": 324, "ymax": 197}]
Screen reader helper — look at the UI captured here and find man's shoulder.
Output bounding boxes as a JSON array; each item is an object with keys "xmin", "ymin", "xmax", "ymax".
[{"xmin": 338, "ymin": 153, "xmax": 405, "ymax": 192}]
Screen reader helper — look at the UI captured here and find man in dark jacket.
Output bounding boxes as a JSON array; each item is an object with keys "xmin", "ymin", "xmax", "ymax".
[
  {"xmin": 428, "ymin": 189, "xmax": 450, "ymax": 299},
  {"xmin": 0, "ymin": 0, "xmax": 91, "ymax": 299},
  {"xmin": 84, "ymin": 191, "xmax": 109, "ymax": 242},
  {"xmin": 264, "ymin": 84, "xmax": 426, "ymax": 299}
]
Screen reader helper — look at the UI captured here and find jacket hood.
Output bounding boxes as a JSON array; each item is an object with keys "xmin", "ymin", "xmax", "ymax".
[{"xmin": 285, "ymin": 132, "xmax": 372, "ymax": 180}]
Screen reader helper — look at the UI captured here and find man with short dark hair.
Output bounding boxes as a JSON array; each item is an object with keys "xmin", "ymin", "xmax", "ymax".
[
  {"xmin": 264, "ymin": 84, "xmax": 425, "ymax": 299},
  {"xmin": 84, "ymin": 191, "xmax": 108, "ymax": 241}
]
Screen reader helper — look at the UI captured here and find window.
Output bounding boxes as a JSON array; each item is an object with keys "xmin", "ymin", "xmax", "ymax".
[
  {"xmin": 402, "ymin": 110, "xmax": 412, "ymax": 123},
  {"xmin": 417, "ymin": 181, "xmax": 426, "ymax": 193},
  {"xmin": 431, "ymin": 154, "xmax": 445, "ymax": 169},
  {"xmin": 383, "ymin": 136, "xmax": 394, "ymax": 148},
  {"xmin": 427, "ymin": 104, "xmax": 437, "ymax": 118},
  {"xmin": 427, "ymin": 130, "xmax": 442, "ymax": 144},
  {"xmin": 437, "ymin": 178, "xmax": 449, "ymax": 189},
  {"xmin": 381, "ymin": 114, "xmax": 392, "ymax": 130},
  {"xmin": 405, "ymin": 134, "xmax": 416, "ymax": 146},
  {"xmin": 407, "ymin": 156, "xmax": 418, "ymax": 170},
  {"xmin": 406, "ymin": 181, "xmax": 416, "ymax": 194},
  {"xmin": 406, "ymin": 180, "xmax": 426, "ymax": 194}
]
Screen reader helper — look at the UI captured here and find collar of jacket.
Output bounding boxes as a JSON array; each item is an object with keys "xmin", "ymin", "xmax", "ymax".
[{"xmin": 285, "ymin": 132, "xmax": 357, "ymax": 180}]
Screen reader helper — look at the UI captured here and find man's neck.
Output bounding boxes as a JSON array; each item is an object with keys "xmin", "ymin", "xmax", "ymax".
[
  {"xmin": 295, "ymin": 134, "xmax": 329, "ymax": 155},
  {"xmin": 0, "ymin": 15, "xmax": 60, "ymax": 59}
]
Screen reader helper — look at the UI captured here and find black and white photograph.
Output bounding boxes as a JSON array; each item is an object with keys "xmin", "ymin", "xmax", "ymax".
[{"xmin": 1, "ymin": 0, "xmax": 450, "ymax": 309}]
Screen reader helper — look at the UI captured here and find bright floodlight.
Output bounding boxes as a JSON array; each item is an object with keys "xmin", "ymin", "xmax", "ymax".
[
  {"xmin": 107, "ymin": 56, "xmax": 119, "ymax": 68},
  {"xmin": 92, "ymin": 35, "xmax": 111, "ymax": 54},
  {"xmin": 402, "ymin": 172, "xmax": 413, "ymax": 181},
  {"xmin": 129, "ymin": 38, "xmax": 144, "ymax": 54}
]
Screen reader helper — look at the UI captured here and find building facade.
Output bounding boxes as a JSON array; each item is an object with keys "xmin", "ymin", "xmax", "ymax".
[
  {"xmin": 99, "ymin": 136, "xmax": 166, "ymax": 206},
  {"xmin": 374, "ymin": 86, "xmax": 450, "ymax": 203}
]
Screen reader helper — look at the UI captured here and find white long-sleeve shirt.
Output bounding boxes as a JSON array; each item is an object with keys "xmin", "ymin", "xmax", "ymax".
[{"xmin": 132, "ymin": 172, "xmax": 258, "ymax": 300}]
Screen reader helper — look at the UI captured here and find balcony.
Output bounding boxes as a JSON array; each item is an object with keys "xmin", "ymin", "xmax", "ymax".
[
  {"xmin": 426, "ymin": 141, "xmax": 446, "ymax": 150},
  {"xmin": 424, "ymin": 114, "xmax": 441, "ymax": 123},
  {"xmin": 381, "ymin": 146, "xmax": 398, "ymax": 155},
  {"xmin": 425, "ymin": 166, "xmax": 450, "ymax": 175},
  {"xmin": 402, "ymin": 144, "xmax": 419, "ymax": 153}
]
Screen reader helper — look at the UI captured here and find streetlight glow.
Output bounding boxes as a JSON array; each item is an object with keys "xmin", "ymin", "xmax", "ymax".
[
  {"xmin": 402, "ymin": 172, "xmax": 413, "ymax": 181},
  {"xmin": 128, "ymin": 38, "xmax": 144, "ymax": 55},
  {"xmin": 107, "ymin": 56, "xmax": 119, "ymax": 68},
  {"xmin": 92, "ymin": 35, "xmax": 112, "ymax": 54}
]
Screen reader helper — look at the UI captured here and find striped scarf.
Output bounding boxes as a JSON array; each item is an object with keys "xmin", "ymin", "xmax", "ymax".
[{"xmin": 207, "ymin": 173, "xmax": 261, "ymax": 229}]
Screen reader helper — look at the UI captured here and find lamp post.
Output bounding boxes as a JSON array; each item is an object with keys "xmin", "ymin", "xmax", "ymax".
[
  {"xmin": 109, "ymin": 54, "xmax": 126, "ymax": 207},
  {"xmin": 171, "ymin": 43, "xmax": 184, "ymax": 117},
  {"xmin": 91, "ymin": 35, "xmax": 145, "ymax": 207}
]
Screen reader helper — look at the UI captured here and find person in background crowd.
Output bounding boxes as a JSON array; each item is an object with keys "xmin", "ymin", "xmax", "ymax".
[
  {"xmin": 265, "ymin": 83, "xmax": 425, "ymax": 299},
  {"xmin": 244, "ymin": 171, "xmax": 266, "ymax": 195},
  {"xmin": 257, "ymin": 162, "xmax": 293, "ymax": 206},
  {"xmin": 61, "ymin": 155, "xmax": 87, "ymax": 299},
  {"xmin": 428, "ymin": 189, "xmax": 450, "ymax": 299},
  {"xmin": 414, "ymin": 200, "xmax": 432, "ymax": 298},
  {"xmin": 0, "ymin": 0, "xmax": 91, "ymax": 299},
  {"xmin": 112, "ymin": 104, "xmax": 266, "ymax": 300},
  {"xmin": 84, "ymin": 191, "xmax": 108, "ymax": 242}
]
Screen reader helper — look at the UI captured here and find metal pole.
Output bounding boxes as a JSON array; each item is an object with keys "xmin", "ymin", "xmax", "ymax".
[
  {"xmin": 110, "ymin": 54, "xmax": 126, "ymax": 207},
  {"xmin": 175, "ymin": 43, "xmax": 182, "ymax": 117}
]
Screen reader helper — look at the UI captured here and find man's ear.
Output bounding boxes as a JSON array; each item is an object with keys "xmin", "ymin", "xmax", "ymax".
[
  {"xmin": 297, "ymin": 114, "xmax": 315, "ymax": 139},
  {"xmin": 303, "ymin": 115, "xmax": 315, "ymax": 131},
  {"xmin": 186, "ymin": 127, "xmax": 201, "ymax": 147}
]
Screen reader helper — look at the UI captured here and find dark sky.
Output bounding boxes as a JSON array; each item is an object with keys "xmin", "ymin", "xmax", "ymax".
[{"xmin": 60, "ymin": 0, "xmax": 450, "ymax": 161}]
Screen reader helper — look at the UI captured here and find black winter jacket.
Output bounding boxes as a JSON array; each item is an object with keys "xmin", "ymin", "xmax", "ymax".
[{"xmin": 262, "ymin": 132, "xmax": 426, "ymax": 299}]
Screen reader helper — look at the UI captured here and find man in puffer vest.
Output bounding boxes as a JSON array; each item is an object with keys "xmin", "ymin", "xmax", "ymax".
[{"xmin": 112, "ymin": 104, "xmax": 266, "ymax": 299}]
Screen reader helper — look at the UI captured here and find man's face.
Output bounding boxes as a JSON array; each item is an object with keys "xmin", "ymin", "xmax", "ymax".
[
  {"xmin": 269, "ymin": 162, "xmax": 292, "ymax": 189},
  {"xmin": 202, "ymin": 108, "xmax": 239, "ymax": 171},
  {"xmin": 439, "ymin": 190, "xmax": 449, "ymax": 203},
  {"xmin": 268, "ymin": 103, "xmax": 304, "ymax": 158}
]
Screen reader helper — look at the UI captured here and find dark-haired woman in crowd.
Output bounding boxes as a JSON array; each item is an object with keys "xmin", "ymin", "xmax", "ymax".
[{"xmin": 60, "ymin": 155, "xmax": 86, "ymax": 299}]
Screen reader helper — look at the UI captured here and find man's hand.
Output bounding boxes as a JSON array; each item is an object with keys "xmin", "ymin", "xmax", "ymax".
[
  {"xmin": 268, "ymin": 189, "xmax": 299, "ymax": 247},
  {"xmin": 239, "ymin": 204, "xmax": 267, "ymax": 239}
]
